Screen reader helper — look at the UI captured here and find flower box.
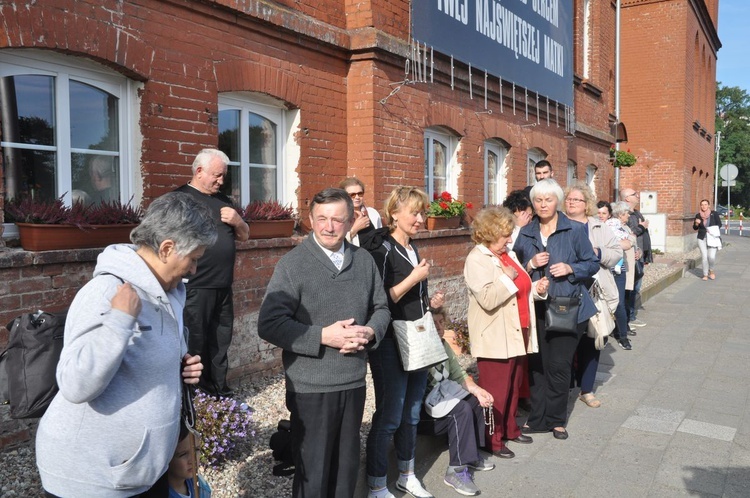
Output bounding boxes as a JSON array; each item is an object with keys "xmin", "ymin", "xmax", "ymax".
[
  {"xmin": 247, "ymin": 219, "xmax": 296, "ymax": 239},
  {"xmin": 425, "ymin": 216, "xmax": 461, "ymax": 231},
  {"xmin": 16, "ymin": 223, "xmax": 137, "ymax": 251}
]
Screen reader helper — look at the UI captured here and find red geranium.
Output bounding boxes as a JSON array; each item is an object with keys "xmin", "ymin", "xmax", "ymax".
[
  {"xmin": 427, "ymin": 191, "xmax": 470, "ymax": 218},
  {"xmin": 440, "ymin": 191, "xmax": 452, "ymax": 202},
  {"xmin": 439, "ymin": 201, "xmax": 449, "ymax": 210}
]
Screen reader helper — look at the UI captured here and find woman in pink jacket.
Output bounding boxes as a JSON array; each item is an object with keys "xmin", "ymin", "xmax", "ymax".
[{"xmin": 463, "ymin": 206, "xmax": 548, "ymax": 459}]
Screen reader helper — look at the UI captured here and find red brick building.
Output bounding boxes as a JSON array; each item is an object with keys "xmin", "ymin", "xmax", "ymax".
[
  {"xmin": 619, "ymin": 0, "xmax": 720, "ymax": 251},
  {"xmin": 0, "ymin": 0, "xmax": 626, "ymax": 445}
]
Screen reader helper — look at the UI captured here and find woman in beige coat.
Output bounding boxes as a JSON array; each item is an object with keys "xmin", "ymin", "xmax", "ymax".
[
  {"xmin": 464, "ymin": 206, "xmax": 548, "ymax": 459},
  {"xmin": 564, "ymin": 182, "xmax": 623, "ymax": 408}
]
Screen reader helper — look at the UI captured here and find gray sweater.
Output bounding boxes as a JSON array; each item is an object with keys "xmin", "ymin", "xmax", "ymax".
[
  {"xmin": 258, "ymin": 236, "xmax": 390, "ymax": 393},
  {"xmin": 36, "ymin": 245, "xmax": 187, "ymax": 497}
]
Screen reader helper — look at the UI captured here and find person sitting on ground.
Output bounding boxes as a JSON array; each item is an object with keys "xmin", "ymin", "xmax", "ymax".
[{"xmin": 418, "ymin": 307, "xmax": 495, "ymax": 497}]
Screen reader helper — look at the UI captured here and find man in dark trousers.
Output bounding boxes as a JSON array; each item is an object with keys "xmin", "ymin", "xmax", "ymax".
[
  {"xmin": 176, "ymin": 148, "xmax": 249, "ymax": 396},
  {"xmin": 258, "ymin": 188, "xmax": 391, "ymax": 498},
  {"xmin": 620, "ymin": 187, "xmax": 651, "ymax": 330}
]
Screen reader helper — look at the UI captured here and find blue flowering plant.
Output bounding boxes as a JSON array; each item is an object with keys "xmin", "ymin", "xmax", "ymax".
[{"xmin": 193, "ymin": 390, "xmax": 255, "ymax": 467}]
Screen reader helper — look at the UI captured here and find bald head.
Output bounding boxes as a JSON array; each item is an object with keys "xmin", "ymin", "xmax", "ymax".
[{"xmin": 619, "ymin": 188, "xmax": 639, "ymax": 208}]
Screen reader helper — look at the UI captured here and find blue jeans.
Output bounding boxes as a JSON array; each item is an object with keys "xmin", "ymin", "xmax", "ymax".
[
  {"xmin": 626, "ymin": 270, "xmax": 642, "ymax": 322},
  {"xmin": 366, "ymin": 337, "xmax": 428, "ymax": 488},
  {"xmin": 613, "ymin": 270, "xmax": 629, "ymax": 340}
]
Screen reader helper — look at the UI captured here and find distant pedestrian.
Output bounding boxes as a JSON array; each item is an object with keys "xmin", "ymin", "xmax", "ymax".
[
  {"xmin": 693, "ymin": 199, "xmax": 722, "ymax": 280},
  {"xmin": 619, "ymin": 188, "xmax": 650, "ymax": 329}
]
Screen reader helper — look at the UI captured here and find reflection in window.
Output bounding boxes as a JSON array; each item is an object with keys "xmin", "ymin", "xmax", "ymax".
[
  {"xmin": 0, "ymin": 56, "xmax": 125, "ymax": 207},
  {"xmin": 424, "ymin": 129, "xmax": 456, "ymax": 199},
  {"xmin": 485, "ymin": 140, "xmax": 508, "ymax": 205},
  {"xmin": 218, "ymin": 98, "xmax": 286, "ymax": 204}
]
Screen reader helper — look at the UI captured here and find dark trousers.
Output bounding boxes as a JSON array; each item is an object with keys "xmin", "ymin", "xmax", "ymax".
[
  {"xmin": 527, "ymin": 319, "xmax": 586, "ymax": 430},
  {"xmin": 477, "ymin": 356, "xmax": 523, "ymax": 451},
  {"xmin": 286, "ymin": 387, "xmax": 366, "ymax": 498},
  {"xmin": 574, "ymin": 335, "xmax": 600, "ymax": 394},
  {"xmin": 418, "ymin": 395, "xmax": 485, "ymax": 467},
  {"xmin": 184, "ymin": 287, "xmax": 234, "ymax": 393},
  {"xmin": 612, "ymin": 270, "xmax": 629, "ymax": 340}
]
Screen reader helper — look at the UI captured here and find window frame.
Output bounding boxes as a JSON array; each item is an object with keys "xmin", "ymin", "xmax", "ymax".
[
  {"xmin": 484, "ymin": 139, "xmax": 509, "ymax": 205},
  {"xmin": 218, "ymin": 93, "xmax": 287, "ymax": 205},
  {"xmin": 0, "ymin": 50, "xmax": 136, "ymax": 208},
  {"xmin": 424, "ymin": 127, "xmax": 457, "ymax": 200}
]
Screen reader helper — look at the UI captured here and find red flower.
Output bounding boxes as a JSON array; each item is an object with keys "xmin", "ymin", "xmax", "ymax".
[
  {"xmin": 466, "ymin": 202, "xmax": 473, "ymax": 209},
  {"xmin": 439, "ymin": 201, "xmax": 449, "ymax": 210},
  {"xmin": 433, "ymin": 192, "xmax": 440, "ymax": 200},
  {"xmin": 440, "ymin": 191, "xmax": 452, "ymax": 202}
]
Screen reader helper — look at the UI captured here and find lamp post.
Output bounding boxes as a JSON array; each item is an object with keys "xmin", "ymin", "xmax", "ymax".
[
  {"xmin": 614, "ymin": 0, "xmax": 622, "ymax": 200},
  {"xmin": 713, "ymin": 131, "xmax": 721, "ymax": 209}
]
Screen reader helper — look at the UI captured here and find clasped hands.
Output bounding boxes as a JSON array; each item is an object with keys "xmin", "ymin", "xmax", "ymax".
[
  {"xmin": 322, "ymin": 318, "xmax": 375, "ymax": 354},
  {"xmin": 530, "ymin": 252, "xmax": 572, "ymax": 278}
]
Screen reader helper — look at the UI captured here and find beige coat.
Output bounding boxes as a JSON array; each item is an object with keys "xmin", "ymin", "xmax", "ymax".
[
  {"xmin": 463, "ymin": 245, "xmax": 544, "ymax": 360},
  {"xmin": 587, "ymin": 216, "xmax": 623, "ymax": 312}
]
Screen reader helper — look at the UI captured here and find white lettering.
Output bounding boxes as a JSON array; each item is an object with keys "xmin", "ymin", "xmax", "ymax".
[
  {"xmin": 439, "ymin": 0, "xmax": 469, "ymax": 25},
  {"xmin": 532, "ymin": 0, "xmax": 558, "ymax": 28},
  {"xmin": 544, "ymin": 35, "xmax": 564, "ymax": 76},
  {"xmin": 476, "ymin": 0, "xmax": 540, "ymax": 63}
]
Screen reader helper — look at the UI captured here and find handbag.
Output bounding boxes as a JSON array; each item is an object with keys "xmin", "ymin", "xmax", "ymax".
[
  {"xmin": 544, "ymin": 295, "xmax": 580, "ymax": 333},
  {"xmin": 587, "ymin": 281, "xmax": 615, "ymax": 350},
  {"xmin": 392, "ymin": 311, "xmax": 448, "ymax": 371},
  {"xmin": 706, "ymin": 225, "xmax": 722, "ymax": 249}
]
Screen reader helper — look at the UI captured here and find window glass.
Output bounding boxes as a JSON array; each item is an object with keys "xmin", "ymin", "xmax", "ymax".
[
  {"xmin": 3, "ymin": 75, "xmax": 56, "ymax": 146},
  {"xmin": 218, "ymin": 109, "xmax": 240, "ymax": 162},
  {"xmin": 248, "ymin": 112, "xmax": 276, "ymax": 166},
  {"xmin": 70, "ymin": 80, "xmax": 118, "ymax": 151},
  {"xmin": 487, "ymin": 150, "xmax": 498, "ymax": 204},
  {"xmin": 424, "ymin": 128, "xmax": 456, "ymax": 199},
  {"xmin": 2, "ymin": 148, "xmax": 57, "ymax": 202}
]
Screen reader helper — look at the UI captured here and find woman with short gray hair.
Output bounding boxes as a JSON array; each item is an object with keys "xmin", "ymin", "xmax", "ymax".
[
  {"xmin": 36, "ymin": 192, "xmax": 217, "ymax": 497},
  {"xmin": 607, "ymin": 201, "xmax": 638, "ymax": 350}
]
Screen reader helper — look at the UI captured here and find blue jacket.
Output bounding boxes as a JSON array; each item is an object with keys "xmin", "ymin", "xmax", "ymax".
[{"xmin": 514, "ymin": 212, "xmax": 600, "ymax": 324}]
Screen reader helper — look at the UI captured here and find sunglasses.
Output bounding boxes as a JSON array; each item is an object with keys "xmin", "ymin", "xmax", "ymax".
[{"xmin": 348, "ymin": 192, "xmax": 365, "ymax": 198}]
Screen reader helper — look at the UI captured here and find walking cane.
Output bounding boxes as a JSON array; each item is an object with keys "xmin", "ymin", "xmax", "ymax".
[{"xmin": 183, "ymin": 385, "xmax": 201, "ymax": 497}]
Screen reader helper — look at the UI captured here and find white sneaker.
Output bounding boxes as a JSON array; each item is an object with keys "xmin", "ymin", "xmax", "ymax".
[
  {"xmin": 367, "ymin": 487, "xmax": 396, "ymax": 498},
  {"xmin": 396, "ymin": 474, "xmax": 434, "ymax": 498}
]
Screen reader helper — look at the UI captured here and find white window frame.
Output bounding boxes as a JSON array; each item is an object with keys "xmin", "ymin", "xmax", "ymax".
[
  {"xmin": 484, "ymin": 140, "xmax": 509, "ymax": 205},
  {"xmin": 424, "ymin": 127, "xmax": 458, "ymax": 199},
  {"xmin": 1, "ymin": 50, "xmax": 139, "ymax": 237},
  {"xmin": 582, "ymin": 0, "xmax": 591, "ymax": 79},
  {"xmin": 586, "ymin": 164, "xmax": 597, "ymax": 187},
  {"xmin": 218, "ymin": 93, "xmax": 298, "ymax": 206}
]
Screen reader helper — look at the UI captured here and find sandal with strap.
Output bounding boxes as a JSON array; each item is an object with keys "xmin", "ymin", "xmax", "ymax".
[{"xmin": 579, "ymin": 393, "xmax": 601, "ymax": 408}]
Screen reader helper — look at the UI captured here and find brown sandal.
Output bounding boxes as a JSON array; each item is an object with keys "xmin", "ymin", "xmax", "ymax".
[{"xmin": 579, "ymin": 393, "xmax": 601, "ymax": 408}]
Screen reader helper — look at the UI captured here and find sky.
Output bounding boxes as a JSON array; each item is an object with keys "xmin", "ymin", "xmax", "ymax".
[{"xmin": 716, "ymin": 0, "xmax": 749, "ymax": 90}]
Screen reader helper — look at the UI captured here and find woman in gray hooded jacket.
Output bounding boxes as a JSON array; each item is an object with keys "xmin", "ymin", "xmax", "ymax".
[{"xmin": 36, "ymin": 192, "xmax": 217, "ymax": 498}]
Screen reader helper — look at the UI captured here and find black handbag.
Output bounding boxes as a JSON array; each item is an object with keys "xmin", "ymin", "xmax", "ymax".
[{"xmin": 544, "ymin": 295, "xmax": 580, "ymax": 333}]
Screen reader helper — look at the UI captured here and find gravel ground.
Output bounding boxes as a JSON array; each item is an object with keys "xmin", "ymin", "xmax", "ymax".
[{"xmin": 0, "ymin": 247, "xmax": 702, "ymax": 497}]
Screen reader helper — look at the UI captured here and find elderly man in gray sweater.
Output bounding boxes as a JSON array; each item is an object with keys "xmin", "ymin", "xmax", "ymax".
[{"xmin": 259, "ymin": 188, "xmax": 391, "ymax": 498}]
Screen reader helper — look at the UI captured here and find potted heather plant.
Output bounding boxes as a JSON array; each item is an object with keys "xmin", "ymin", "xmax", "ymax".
[
  {"xmin": 5, "ymin": 196, "xmax": 142, "ymax": 251},
  {"xmin": 425, "ymin": 191, "xmax": 472, "ymax": 230},
  {"xmin": 241, "ymin": 199, "xmax": 296, "ymax": 239}
]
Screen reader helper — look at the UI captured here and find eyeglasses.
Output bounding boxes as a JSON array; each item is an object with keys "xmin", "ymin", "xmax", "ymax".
[
  {"xmin": 625, "ymin": 191, "xmax": 639, "ymax": 198},
  {"xmin": 348, "ymin": 192, "xmax": 365, "ymax": 198},
  {"xmin": 566, "ymin": 198, "xmax": 585, "ymax": 203}
]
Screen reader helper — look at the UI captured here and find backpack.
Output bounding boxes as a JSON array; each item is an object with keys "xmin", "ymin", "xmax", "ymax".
[
  {"xmin": 269, "ymin": 419, "xmax": 295, "ymax": 476},
  {"xmin": 0, "ymin": 310, "xmax": 68, "ymax": 419}
]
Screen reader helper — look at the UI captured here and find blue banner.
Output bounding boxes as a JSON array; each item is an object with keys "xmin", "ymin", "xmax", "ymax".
[{"xmin": 412, "ymin": 0, "xmax": 574, "ymax": 106}]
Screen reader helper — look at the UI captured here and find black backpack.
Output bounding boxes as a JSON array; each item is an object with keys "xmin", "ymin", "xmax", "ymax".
[
  {"xmin": 269, "ymin": 419, "xmax": 295, "ymax": 476},
  {"xmin": 0, "ymin": 310, "xmax": 67, "ymax": 419}
]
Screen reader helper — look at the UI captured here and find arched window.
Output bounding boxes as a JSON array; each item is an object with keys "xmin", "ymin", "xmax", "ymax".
[
  {"xmin": 424, "ymin": 127, "xmax": 459, "ymax": 199},
  {"xmin": 485, "ymin": 139, "xmax": 509, "ymax": 205},
  {"xmin": 0, "ymin": 50, "xmax": 137, "ymax": 209},
  {"xmin": 585, "ymin": 164, "xmax": 597, "ymax": 187},
  {"xmin": 567, "ymin": 160, "xmax": 577, "ymax": 186},
  {"xmin": 218, "ymin": 93, "xmax": 299, "ymax": 204}
]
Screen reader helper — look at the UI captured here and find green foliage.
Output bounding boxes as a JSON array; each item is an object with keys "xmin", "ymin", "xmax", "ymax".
[
  {"xmin": 427, "ymin": 191, "xmax": 472, "ymax": 218},
  {"xmin": 716, "ymin": 84, "xmax": 750, "ymax": 207}
]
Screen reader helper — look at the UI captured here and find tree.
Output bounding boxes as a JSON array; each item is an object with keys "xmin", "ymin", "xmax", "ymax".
[{"xmin": 715, "ymin": 83, "xmax": 750, "ymax": 208}]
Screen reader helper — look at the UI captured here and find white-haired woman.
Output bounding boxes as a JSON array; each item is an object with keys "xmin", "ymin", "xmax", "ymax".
[
  {"xmin": 609, "ymin": 201, "xmax": 638, "ymax": 350},
  {"xmin": 513, "ymin": 179, "xmax": 600, "ymax": 440},
  {"xmin": 37, "ymin": 192, "xmax": 217, "ymax": 497}
]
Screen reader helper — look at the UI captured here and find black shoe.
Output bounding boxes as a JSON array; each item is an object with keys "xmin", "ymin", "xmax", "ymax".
[
  {"xmin": 493, "ymin": 446, "xmax": 515, "ymax": 458},
  {"xmin": 508, "ymin": 434, "xmax": 534, "ymax": 444},
  {"xmin": 628, "ymin": 328, "xmax": 637, "ymax": 336},
  {"xmin": 553, "ymin": 428, "xmax": 569, "ymax": 440},
  {"xmin": 618, "ymin": 338, "xmax": 632, "ymax": 350}
]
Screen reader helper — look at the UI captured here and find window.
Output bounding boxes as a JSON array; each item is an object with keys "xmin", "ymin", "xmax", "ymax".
[
  {"xmin": 567, "ymin": 160, "xmax": 577, "ymax": 186},
  {"xmin": 485, "ymin": 139, "xmax": 509, "ymax": 205},
  {"xmin": 424, "ymin": 128, "xmax": 458, "ymax": 199},
  {"xmin": 0, "ymin": 51, "xmax": 137, "ymax": 210},
  {"xmin": 582, "ymin": 0, "xmax": 591, "ymax": 79},
  {"xmin": 585, "ymin": 164, "xmax": 597, "ymax": 186},
  {"xmin": 218, "ymin": 93, "xmax": 297, "ymax": 204},
  {"xmin": 526, "ymin": 148, "xmax": 547, "ymax": 186}
]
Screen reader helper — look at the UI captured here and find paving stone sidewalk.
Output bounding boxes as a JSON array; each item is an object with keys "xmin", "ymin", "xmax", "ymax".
[{"xmin": 359, "ymin": 236, "xmax": 750, "ymax": 498}]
